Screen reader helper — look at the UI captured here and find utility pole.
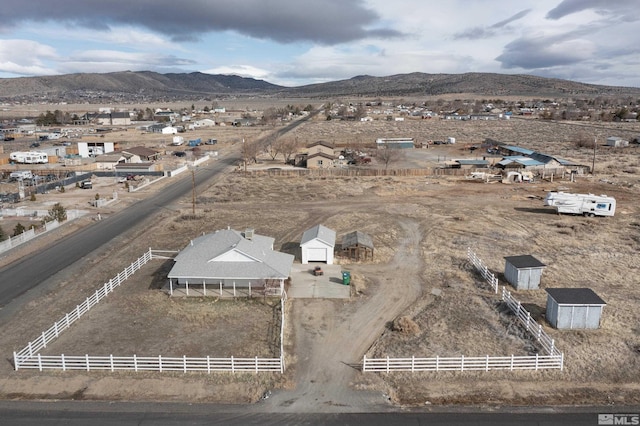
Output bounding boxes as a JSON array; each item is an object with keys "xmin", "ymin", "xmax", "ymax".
[
  {"xmin": 191, "ymin": 167, "xmax": 196, "ymax": 216},
  {"xmin": 592, "ymin": 136, "xmax": 597, "ymax": 176}
]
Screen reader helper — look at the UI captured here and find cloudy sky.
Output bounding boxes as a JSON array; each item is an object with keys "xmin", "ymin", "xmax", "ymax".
[{"xmin": 0, "ymin": 0, "xmax": 638, "ymax": 88}]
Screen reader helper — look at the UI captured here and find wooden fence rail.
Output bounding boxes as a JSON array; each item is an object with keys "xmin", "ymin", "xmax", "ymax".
[
  {"xmin": 362, "ymin": 354, "xmax": 563, "ymax": 372},
  {"xmin": 467, "ymin": 247, "xmax": 499, "ymax": 293}
]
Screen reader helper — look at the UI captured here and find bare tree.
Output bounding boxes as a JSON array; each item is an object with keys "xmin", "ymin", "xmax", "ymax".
[
  {"xmin": 280, "ymin": 136, "xmax": 300, "ymax": 165},
  {"xmin": 241, "ymin": 139, "xmax": 260, "ymax": 171},
  {"xmin": 376, "ymin": 146, "xmax": 404, "ymax": 170}
]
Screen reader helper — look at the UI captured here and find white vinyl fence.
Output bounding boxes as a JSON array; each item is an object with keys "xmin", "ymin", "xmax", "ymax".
[
  {"xmin": 0, "ymin": 209, "xmax": 87, "ymax": 254},
  {"xmin": 14, "ymin": 249, "xmax": 286, "ymax": 374},
  {"xmin": 501, "ymin": 287, "xmax": 562, "ymax": 357},
  {"xmin": 467, "ymin": 247, "xmax": 499, "ymax": 293},
  {"xmin": 363, "ymin": 249, "xmax": 564, "ymax": 373},
  {"xmin": 363, "ymin": 353, "xmax": 563, "ymax": 372}
]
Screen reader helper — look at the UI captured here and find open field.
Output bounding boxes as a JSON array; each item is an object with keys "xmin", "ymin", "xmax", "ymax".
[{"xmin": 0, "ymin": 113, "xmax": 639, "ymax": 409}]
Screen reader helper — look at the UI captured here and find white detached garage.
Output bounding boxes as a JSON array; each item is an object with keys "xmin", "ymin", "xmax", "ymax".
[{"xmin": 300, "ymin": 224, "xmax": 336, "ymax": 264}]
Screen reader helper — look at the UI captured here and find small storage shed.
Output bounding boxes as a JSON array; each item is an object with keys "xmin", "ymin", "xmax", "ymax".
[
  {"xmin": 504, "ymin": 255, "xmax": 546, "ymax": 290},
  {"xmin": 300, "ymin": 224, "xmax": 336, "ymax": 264},
  {"xmin": 341, "ymin": 231, "xmax": 374, "ymax": 261},
  {"xmin": 545, "ymin": 288, "xmax": 606, "ymax": 329}
]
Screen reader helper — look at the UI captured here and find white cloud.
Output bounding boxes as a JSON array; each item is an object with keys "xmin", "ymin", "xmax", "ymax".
[
  {"xmin": 0, "ymin": 39, "xmax": 58, "ymax": 76},
  {"xmin": 202, "ymin": 65, "xmax": 272, "ymax": 80}
]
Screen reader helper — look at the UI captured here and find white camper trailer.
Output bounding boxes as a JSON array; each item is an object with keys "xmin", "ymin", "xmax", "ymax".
[
  {"xmin": 172, "ymin": 136, "xmax": 184, "ymax": 146},
  {"xmin": 9, "ymin": 151, "xmax": 48, "ymax": 164},
  {"xmin": 545, "ymin": 191, "xmax": 616, "ymax": 217}
]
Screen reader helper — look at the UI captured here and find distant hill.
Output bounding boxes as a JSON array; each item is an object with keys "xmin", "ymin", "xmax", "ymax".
[{"xmin": 0, "ymin": 70, "xmax": 638, "ymax": 101}]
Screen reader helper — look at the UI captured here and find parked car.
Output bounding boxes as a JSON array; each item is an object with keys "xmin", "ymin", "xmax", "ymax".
[{"xmin": 173, "ymin": 151, "xmax": 186, "ymax": 157}]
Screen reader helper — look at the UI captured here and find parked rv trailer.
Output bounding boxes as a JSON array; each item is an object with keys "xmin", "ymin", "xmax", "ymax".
[
  {"xmin": 9, "ymin": 170, "xmax": 33, "ymax": 180},
  {"xmin": 545, "ymin": 191, "xmax": 616, "ymax": 217},
  {"xmin": 172, "ymin": 136, "xmax": 184, "ymax": 146},
  {"xmin": 9, "ymin": 151, "xmax": 49, "ymax": 164}
]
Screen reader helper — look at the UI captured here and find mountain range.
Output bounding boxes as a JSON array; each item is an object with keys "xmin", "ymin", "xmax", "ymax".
[{"xmin": 1, "ymin": 71, "xmax": 638, "ymax": 101}]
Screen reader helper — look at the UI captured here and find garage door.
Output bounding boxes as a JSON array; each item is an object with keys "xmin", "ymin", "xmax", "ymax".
[{"xmin": 307, "ymin": 247, "xmax": 327, "ymax": 262}]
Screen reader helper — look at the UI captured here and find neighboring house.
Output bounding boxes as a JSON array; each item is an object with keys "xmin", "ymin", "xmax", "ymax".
[
  {"xmin": 78, "ymin": 141, "xmax": 116, "ymax": 158},
  {"xmin": 307, "ymin": 141, "xmax": 335, "ymax": 157},
  {"xmin": 306, "ymin": 152, "xmax": 335, "ymax": 169},
  {"xmin": 545, "ymin": 288, "xmax": 606, "ymax": 329},
  {"xmin": 341, "ymin": 231, "xmax": 374, "ymax": 261},
  {"xmin": 167, "ymin": 228, "xmax": 294, "ymax": 296},
  {"xmin": 300, "ymin": 224, "xmax": 336, "ymax": 264},
  {"xmin": 95, "ymin": 154, "xmax": 126, "ymax": 170},
  {"xmin": 161, "ymin": 126, "xmax": 178, "ymax": 135},
  {"xmin": 114, "ymin": 162, "xmax": 159, "ymax": 173},
  {"xmin": 495, "ymin": 156, "xmax": 544, "ymax": 170},
  {"xmin": 122, "ymin": 146, "xmax": 161, "ymax": 162},
  {"xmin": 189, "ymin": 118, "xmax": 216, "ymax": 129},
  {"xmin": 497, "ymin": 145, "xmax": 535, "ymax": 157},
  {"xmin": 96, "ymin": 112, "xmax": 131, "ymax": 126}
]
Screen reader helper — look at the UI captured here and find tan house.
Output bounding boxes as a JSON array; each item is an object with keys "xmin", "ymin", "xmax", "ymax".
[
  {"xmin": 306, "ymin": 141, "xmax": 335, "ymax": 169},
  {"xmin": 307, "ymin": 141, "xmax": 335, "ymax": 156}
]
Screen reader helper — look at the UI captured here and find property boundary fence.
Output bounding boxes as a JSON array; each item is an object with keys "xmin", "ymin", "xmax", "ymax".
[
  {"xmin": 0, "ymin": 209, "xmax": 87, "ymax": 254},
  {"xmin": 362, "ymin": 248, "xmax": 563, "ymax": 373},
  {"xmin": 467, "ymin": 247, "xmax": 499, "ymax": 293},
  {"xmin": 363, "ymin": 353, "xmax": 563, "ymax": 372},
  {"xmin": 13, "ymin": 249, "xmax": 286, "ymax": 374},
  {"xmin": 247, "ymin": 167, "xmax": 485, "ymax": 178},
  {"xmin": 501, "ymin": 287, "xmax": 562, "ymax": 357}
]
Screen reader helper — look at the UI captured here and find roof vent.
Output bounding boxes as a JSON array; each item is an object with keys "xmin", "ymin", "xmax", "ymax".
[{"xmin": 244, "ymin": 228, "xmax": 254, "ymax": 240}]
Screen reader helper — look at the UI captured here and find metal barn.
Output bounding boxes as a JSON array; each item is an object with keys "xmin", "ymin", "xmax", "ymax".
[
  {"xmin": 504, "ymin": 255, "xmax": 546, "ymax": 290},
  {"xmin": 545, "ymin": 288, "xmax": 606, "ymax": 329}
]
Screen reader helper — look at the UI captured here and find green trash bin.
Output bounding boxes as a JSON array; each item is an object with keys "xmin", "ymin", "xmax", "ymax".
[{"xmin": 342, "ymin": 271, "xmax": 351, "ymax": 285}]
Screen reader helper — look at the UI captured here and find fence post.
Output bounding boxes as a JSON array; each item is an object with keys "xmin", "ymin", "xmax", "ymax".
[
  {"xmin": 61, "ymin": 354, "xmax": 66, "ymax": 371},
  {"xmin": 510, "ymin": 354, "xmax": 514, "ymax": 371},
  {"xmin": 411, "ymin": 355, "xmax": 415, "ymax": 373},
  {"xmin": 28, "ymin": 341, "xmax": 33, "ymax": 357},
  {"xmin": 134, "ymin": 354, "xmax": 138, "ymax": 372},
  {"xmin": 54, "ymin": 321, "xmax": 59, "ymax": 338},
  {"xmin": 86, "ymin": 354, "xmax": 90, "ymax": 371},
  {"xmin": 461, "ymin": 355, "xmax": 464, "ymax": 371},
  {"xmin": 486, "ymin": 355, "xmax": 489, "ymax": 371},
  {"xmin": 110, "ymin": 354, "xmax": 114, "ymax": 372},
  {"xmin": 183, "ymin": 355, "xmax": 187, "ymax": 373},
  {"xmin": 255, "ymin": 356, "xmax": 258, "ymax": 373},
  {"xmin": 42, "ymin": 331, "xmax": 47, "ymax": 348},
  {"xmin": 231, "ymin": 356, "xmax": 235, "ymax": 373},
  {"xmin": 535, "ymin": 353, "xmax": 539, "ymax": 370},
  {"xmin": 14, "ymin": 352, "xmax": 19, "ymax": 371},
  {"xmin": 207, "ymin": 355, "xmax": 211, "ymax": 374},
  {"xmin": 159, "ymin": 355, "xmax": 162, "ymax": 372},
  {"xmin": 560, "ymin": 353, "xmax": 564, "ymax": 371},
  {"xmin": 386, "ymin": 356, "xmax": 390, "ymax": 374},
  {"xmin": 38, "ymin": 353, "xmax": 42, "ymax": 371},
  {"xmin": 436, "ymin": 355, "xmax": 439, "ymax": 371},
  {"xmin": 363, "ymin": 355, "xmax": 367, "ymax": 372}
]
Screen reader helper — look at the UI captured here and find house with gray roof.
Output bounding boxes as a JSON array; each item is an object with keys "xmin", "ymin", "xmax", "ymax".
[
  {"xmin": 300, "ymin": 224, "xmax": 336, "ymax": 264},
  {"xmin": 167, "ymin": 228, "xmax": 294, "ymax": 296}
]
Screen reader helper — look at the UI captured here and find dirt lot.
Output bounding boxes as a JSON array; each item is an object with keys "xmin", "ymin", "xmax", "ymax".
[{"xmin": 0, "ymin": 115, "xmax": 639, "ymax": 411}]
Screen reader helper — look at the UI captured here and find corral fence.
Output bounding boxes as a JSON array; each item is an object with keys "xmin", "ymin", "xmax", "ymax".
[
  {"xmin": 14, "ymin": 249, "xmax": 286, "ymax": 374},
  {"xmin": 362, "ymin": 249, "xmax": 563, "ymax": 373},
  {"xmin": 467, "ymin": 247, "xmax": 499, "ymax": 293}
]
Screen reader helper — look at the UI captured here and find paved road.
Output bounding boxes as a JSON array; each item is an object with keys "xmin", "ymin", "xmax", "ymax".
[
  {"xmin": 0, "ymin": 153, "xmax": 238, "ymax": 312},
  {"xmin": 0, "ymin": 400, "xmax": 633, "ymax": 425}
]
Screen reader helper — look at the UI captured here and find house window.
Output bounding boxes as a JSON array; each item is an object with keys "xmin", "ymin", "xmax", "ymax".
[{"xmin": 318, "ymin": 160, "xmax": 323, "ymax": 166}]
